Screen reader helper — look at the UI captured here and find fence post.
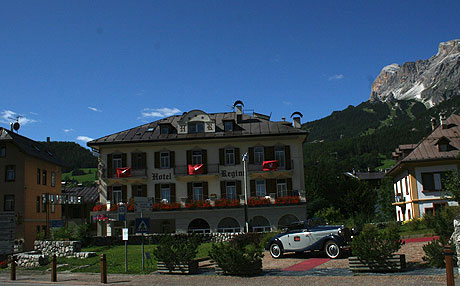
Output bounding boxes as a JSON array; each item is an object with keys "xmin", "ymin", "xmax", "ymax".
[
  {"xmin": 445, "ymin": 245, "xmax": 454, "ymax": 286},
  {"xmin": 10, "ymin": 255, "xmax": 16, "ymax": 281},
  {"xmin": 51, "ymin": 254, "xmax": 57, "ymax": 282},
  {"xmin": 100, "ymin": 254, "xmax": 107, "ymax": 284}
]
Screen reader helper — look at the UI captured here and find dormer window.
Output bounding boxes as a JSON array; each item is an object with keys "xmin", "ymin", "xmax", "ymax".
[
  {"xmin": 436, "ymin": 137, "xmax": 453, "ymax": 152},
  {"xmin": 439, "ymin": 144, "xmax": 448, "ymax": 152},
  {"xmin": 224, "ymin": 121, "xmax": 233, "ymax": 131},
  {"xmin": 160, "ymin": 125, "xmax": 169, "ymax": 134},
  {"xmin": 188, "ymin": 122, "xmax": 204, "ymax": 134}
]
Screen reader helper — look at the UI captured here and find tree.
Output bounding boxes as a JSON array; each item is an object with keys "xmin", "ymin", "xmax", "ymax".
[{"xmin": 443, "ymin": 170, "xmax": 460, "ymax": 204}]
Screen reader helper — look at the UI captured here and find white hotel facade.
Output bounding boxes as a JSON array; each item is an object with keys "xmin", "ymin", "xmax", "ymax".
[{"xmin": 88, "ymin": 103, "xmax": 308, "ymax": 235}]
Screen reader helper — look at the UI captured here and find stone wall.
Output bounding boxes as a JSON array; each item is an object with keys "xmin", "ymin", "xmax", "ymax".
[
  {"xmin": 15, "ymin": 252, "xmax": 49, "ymax": 268},
  {"xmin": 34, "ymin": 240, "xmax": 81, "ymax": 257}
]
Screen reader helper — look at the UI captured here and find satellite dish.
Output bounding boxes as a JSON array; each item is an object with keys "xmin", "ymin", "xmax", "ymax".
[
  {"xmin": 13, "ymin": 122, "xmax": 20, "ymax": 131},
  {"xmin": 290, "ymin": 111, "xmax": 303, "ymax": 118}
]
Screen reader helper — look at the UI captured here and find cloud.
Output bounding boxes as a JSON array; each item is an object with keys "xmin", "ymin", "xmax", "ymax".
[
  {"xmin": 88, "ymin": 106, "xmax": 102, "ymax": 112},
  {"xmin": 282, "ymin": 101, "xmax": 292, "ymax": 106},
  {"xmin": 141, "ymin": 107, "xmax": 181, "ymax": 118},
  {"xmin": 63, "ymin": 128, "xmax": 74, "ymax": 133},
  {"xmin": 329, "ymin": 74, "xmax": 344, "ymax": 80},
  {"xmin": 1, "ymin": 110, "xmax": 37, "ymax": 126},
  {"xmin": 76, "ymin": 136, "xmax": 94, "ymax": 143}
]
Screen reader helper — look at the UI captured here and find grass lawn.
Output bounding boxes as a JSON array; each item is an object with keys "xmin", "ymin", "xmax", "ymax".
[
  {"xmin": 399, "ymin": 223, "xmax": 435, "ymax": 238},
  {"xmin": 33, "ymin": 243, "xmax": 213, "ymax": 274},
  {"xmin": 62, "ymin": 168, "xmax": 98, "ymax": 184}
]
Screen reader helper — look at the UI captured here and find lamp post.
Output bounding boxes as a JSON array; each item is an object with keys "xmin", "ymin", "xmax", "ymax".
[{"xmin": 242, "ymin": 152, "xmax": 249, "ymax": 233}]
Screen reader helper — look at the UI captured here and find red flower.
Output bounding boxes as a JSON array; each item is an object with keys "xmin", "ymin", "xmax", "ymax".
[
  {"xmin": 109, "ymin": 204, "xmax": 118, "ymax": 212},
  {"xmin": 152, "ymin": 202, "xmax": 181, "ymax": 211},
  {"xmin": 92, "ymin": 204, "xmax": 107, "ymax": 212},
  {"xmin": 185, "ymin": 200, "xmax": 212, "ymax": 209},
  {"xmin": 215, "ymin": 199, "xmax": 240, "ymax": 208},
  {"xmin": 248, "ymin": 197, "xmax": 271, "ymax": 206},
  {"xmin": 275, "ymin": 196, "xmax": 300, "ymax": 205}
]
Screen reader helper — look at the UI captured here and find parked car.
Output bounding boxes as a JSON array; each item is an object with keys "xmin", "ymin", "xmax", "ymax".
[{"xmin": 265, "ymin": 220, "xmax": 354, "ymax": 259}]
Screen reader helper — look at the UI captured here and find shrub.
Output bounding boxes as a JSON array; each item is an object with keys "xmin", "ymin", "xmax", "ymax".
[
  {"xmin": 71, "ymin": 169, "xmax": 86, "ymax": 176},
  {"xmin": 314, "ymin": 206, "xmax": 343, "ymax": 225},
  {"xmin": 404, "ymin": 218, "xmax": 423, "ymax": 232},
  {"xmin": 209, "ymin": 233, "xmax": 264, "ymax": 276},
  {"xmin": 351, "ymin": 222, "xmax": 402, "ymax": 264},
  {"xmin": 76, "ymin": 223, "xmax": 91, "ymax": 247},
  {"xmin": 153, "ymin": 234, "xmax": 201, "ymax": 272},
  {"xmin": 422, "ymin": 239, "xmax": 448, "ymax": 267},
  {"xmin": 51, "ymin": 225, "xmax": 76, "ymax": 241}
]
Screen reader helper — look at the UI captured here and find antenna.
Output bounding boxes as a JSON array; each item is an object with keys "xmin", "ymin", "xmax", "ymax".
[{"xmin": 8, "ymin": 115, "xmax": 22, "ymax": 133}]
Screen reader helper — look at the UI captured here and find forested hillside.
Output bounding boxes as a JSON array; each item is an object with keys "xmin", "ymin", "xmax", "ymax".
[{"xmin": 41, "ymin": 141, "xmax": 98, "ymax": 173}]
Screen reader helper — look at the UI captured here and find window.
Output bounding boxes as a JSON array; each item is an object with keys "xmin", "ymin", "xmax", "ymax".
[
  {"xmin": 256, "ymin": 180, "xmax": 266, "ymax": 197},
  {"xmin": 188, "ymin": 122, "xmax": 204, "ymax": 134},
  {"xmin": 277, "ymin": 179, "xmax": 288, "ymax": 197},
  {"xmin": 5, "ymin": 165, "xmax": 15, "ymax": 182},
  {"xmin": 192, "ymin": 182, "xmax": 203, "ymax": 201},
  {"xmin": 36, "ymin": 226, "xmax": 40, "ymax": 233},
  {"xmin": 132, "ymin": 153, "xmax": 144, "ymax": 169},
  {"xmin": 225, "ymin": 148, "xmax": 235, "ymax": 165},
  {"xmin": 254, "ymin": 147, "xmax": 264, "ymax": 165},
  {"xmin": 160, "ymin": 125, "xmax": 169, "ymax": 134},
  {"xmin": 224, "ymin": 121, "xmax": 233, "ymax": 131},
  {"xmin": 192, "ymin": 150, "xmax": 202, "ymax": 165},
  {"xmin": 4, "ymin": 195, "xmax": 14, "ymax": 211},
  {"xmin": 439, "ymin": 144, "xmax": 448, "ymax": 152},
  {"xmin": 161, "ymin": 184, "xmax": 171, "ymax": 203},
  {"xmin": 42, "ymin": 194, "xmax": 46, "ymax": 213},
  {"xmin": 51, "ymin": 172, "xmax": 56, "ymax": 187},
  {"xmin": 0, "ymin": 145, "xmax": 5, "ymax": 157},
  {"xmin": 51, "ymin": 203, "xmax": 55, "ymax": 213},
  {"xmin": 112, "ymin": 186, "xmax": 123, "ymax": 204},
  {"xmin": 113, "ymin": 154, "xmax": 122, "ymax": 169},
  {"xmin": 42, "ymin": 170, "xmax": 47, "ymax": 185},
  {"xmin": 132, "ymin": 185, "xmax": 145, "ymax": 197},
  {"xmin": 160, "ymin": 152, "xmax": 170, "ymax": 169},
  {"xmin": 36, "ymin": 196, "xmax": 40, "ymax": 213},
  {"xmin": 37, "ymin": 168, "xmax": 41, "ymax": 184},
  {"xmin": 275, "ymin": 147, "xmax": 285, "ymax": 168},
  {"xmin": 226, "ymin": 182, "xmax": 237, "ymax": 200},
  {"xmin": 421, "ymin": 172, "xmax": 444, "ymax": 191},
  {"xmin": 405, "ymin": 177, "xmax": 409, "ymax": 195}
]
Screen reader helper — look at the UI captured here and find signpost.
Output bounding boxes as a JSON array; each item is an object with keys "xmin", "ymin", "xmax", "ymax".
[
  {"xmin": 122, "ymin": 227, "xmax": 128, "ymax": 272},
  {"xmin": 134, "ymin": 197, "xmax": 153, "ymax": 213},
  {"xmin": 136, "ymin": 217, "xmax": 150, "ymax": 271},
  {"xmin": 118, "ymin": 205, "xmax": 127, "ymax": 222}
]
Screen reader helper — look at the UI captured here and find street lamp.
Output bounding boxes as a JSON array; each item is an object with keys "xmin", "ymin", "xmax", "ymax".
[{"xmin": 242, "ymin": 152, "xmax": 249, "ymax": 233}]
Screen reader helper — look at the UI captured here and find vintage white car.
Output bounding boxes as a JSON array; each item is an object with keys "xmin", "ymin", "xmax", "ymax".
[{"xmin": 266, "ymin": 220, "xmax": 353, "ymax": 259}]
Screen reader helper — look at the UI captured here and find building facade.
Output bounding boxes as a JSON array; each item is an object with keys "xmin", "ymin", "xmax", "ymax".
[
  {"xmin": 0, "ymin": 128, "xmax": 64, "ymax": 250},
  {"xmin": 387, "ymin": 114, "xmax": 460, "ymax": 221},
  {"xmin": 88, "ymin": 104, "xmax": 308, "ymax": 235}
]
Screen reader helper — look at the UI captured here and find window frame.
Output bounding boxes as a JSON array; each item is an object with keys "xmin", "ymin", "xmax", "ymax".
[
  {"xmin": 0, "ymin": 145, "xmax": 5, "ymax": 157},
  {"xmin": 5, "ymin": 165, "xmax": 15, "ymax": 182},
  {"xmin": 276, "ymin": 179, "xmax": 288, "ymax": 197},
  {"xmin": 254, "ymin": 147, "xmax": 264, "ymax": 165},
  {"xmin": 160, "ymin": 152, "xmax": 170, "ymax": 169},
  {"xmin": 275, "ymin": 147, "xmax": 286, "ymax": 168},
  {"xmin": 255, "ymin": 179, "xmax": 266, "ymax": 197},
  {"xmin": 225, "ymin": 148, "xmax": 235, "ymax": 166},
  {"xmin": 192, "ymin": 182, "xmax": 203, "ymax": 201},
  {"xmin": 37, "ymin": 168, "xmax": 41, "ymax": 184},
  {"xmin": 224, "ymin": 121, "xmax": 233, "ymax": 131},
  {"xmin": 42, "ymin": 170, "xmax": 47, "ymax": 186},
  {"xmin": 112, "ymin": 186, "xmax": 123, "ymax": 204},
  {"xmin": 51, "ymin": 172, "xmax": 56, "ymax": 187},
  {"xmin": 4, "ymin": 195, "xmax": 14, "ymax": 211},
  {"xmin": 161, "ymin": 184, "xmax": 171, "ymax": 203},
  {"xmin": 188, "ymin": 122, "xmax": 204, "ymax": 134},
  {"xmin": 36, "ymin": 196, "xmax": 40, "ymax": 213},
  {"xmin": 192, "ymin": 150, "xmax": 202, "ymax": 165},
  {"xmin": 225, "ymin": 181, "xmax": 237, "ymax": 200}
]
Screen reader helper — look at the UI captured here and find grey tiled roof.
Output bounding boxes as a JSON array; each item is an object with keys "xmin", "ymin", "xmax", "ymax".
[
  {"xmin": 62, "ymin": 185, "xmax": 99, "ymax": 203},
  {"xmin": 88, "ymin": 112, "xmax": 308, "ymax": 146},
  {"xmin": 0, "ymin": 127, "xmax": 66, "ymax": 167}
]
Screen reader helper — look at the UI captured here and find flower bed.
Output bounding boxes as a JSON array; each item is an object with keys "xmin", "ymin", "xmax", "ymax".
[
  {"xmin": 153, "ymin": 202, "xmax": 181, "ymax": 211},
  {"xmin": 275, "ymin": 196, "xmax": 300, "ymax": 205},
  {"xmin": 248, "ymin": 197, "xmax": 270, "ymax": 207},
  {"xmin": 185, "ymin": 200, "xmax": 212, "ymax": 209},
  {"xmin": 92, "ymin": 204, "xmax": 106, "ymax": 212},
  {"xmin": 214, "ymin": 199, "xmax": 241, "ymax": 208}
]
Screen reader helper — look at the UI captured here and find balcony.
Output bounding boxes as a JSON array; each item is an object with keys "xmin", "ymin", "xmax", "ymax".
[
  {"xmin": 174, "ymin": 164, "xmax": 220, "ymax": 177},
  {"xmin": 105, "ymin": 167, "xmax": 147, "ymax": 180}
]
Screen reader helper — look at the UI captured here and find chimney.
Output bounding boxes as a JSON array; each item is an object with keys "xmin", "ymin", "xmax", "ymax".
[
  {"xmin": 47, "ymin": 137, "xmax": 50, "ymax": 143},
  {"xmin": 440, "ymin": 113, "xmax": 447, "ymax": 129},
  {"xmin": 293, "ymin": 117, "xmax": 301, "ymax": 128},
  {"xmin": 235, "ymin": 105, "xmax": 243, "ymax": 123},
  {"xmin": 281, "ymin": 117, "xmax": 286, "ymax": 121},
  {"xmin": 431, "ymin": 118, "xmax": 437, "ymax": 130}
]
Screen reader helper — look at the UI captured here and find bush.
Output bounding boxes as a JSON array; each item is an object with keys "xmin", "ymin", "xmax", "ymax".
[
  {"xmin": 209, "ymin": 233, "xmax": 264, "ymax": 276},
  {"xmin": 71, "ymin": 169, "xmax": 86, "ymax": 176},
  {"xmin": 76, "ymin": 224, "xmax": 91, "ymax": 246},
  {"xmin": 422, "ymin": 239, "xmax": 448, "ymax": 267},
  {"xmin": 351, "ymin": 222, "xmax": 402, "ymax": 263},
  {"xmin": 314, "ymin": 206, "xmax": 343, "ymax": 225},
  {"xmin": 404, "ymin": 218, "xmax": 423, "ymax": 232},
  {"xmin": 153, "ymin": 234, "xmax": 201, "ymax": 272}
]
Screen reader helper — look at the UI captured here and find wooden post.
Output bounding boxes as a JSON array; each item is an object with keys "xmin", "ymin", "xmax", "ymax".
[
  {"xmin": 100, "ymin": 254, "xmax": 107, "ymax": 284},
  {"xmin": 445, "ymin": 246, "xmax": 454, "ymax": 286},
  {"xmin": 51, "ymin": 254, "xmax": 57, "ymax": 282},
  {"xmin": 10, "ymin": 255, "xmax": 16, "ymax": 281}
]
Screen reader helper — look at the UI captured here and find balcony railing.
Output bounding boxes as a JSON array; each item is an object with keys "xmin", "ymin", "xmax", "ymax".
[
  {"xmin": 174, "ymin": 164, "xmax": 220, "ymax": 176},
  {"xmin": 106, "ymin": 168, "xmax": 147, "ymax": 178}
]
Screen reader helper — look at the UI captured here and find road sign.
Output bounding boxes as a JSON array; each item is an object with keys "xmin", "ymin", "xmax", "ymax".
[
  {"xmin": 122, "ymin": 228, "xmax": 129, "ymax": 241},
  {"xmin": 118, "ymin": 205, "xmax": 127, "ymax": 222},
  {"xmin": 50, "ymin": 220, "xmax": 65, "ymax": 228},
  {"xmin": 134, "ymin": 197, "xmax": 153, "ymax": 212},
  {"xmin": 135, "ymin": 218, "xmax": 150, "ymax": 234}
]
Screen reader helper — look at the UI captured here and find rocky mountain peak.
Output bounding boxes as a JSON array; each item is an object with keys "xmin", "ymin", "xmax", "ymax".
[{"xmin": 370, "ymin": 39, "xmax": 460, "ymax": 107}]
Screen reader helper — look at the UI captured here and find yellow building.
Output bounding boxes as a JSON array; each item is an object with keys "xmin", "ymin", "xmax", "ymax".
[
  {"xmin": 387, "ymin": 114, "xmax": 460, "ymax": 221},
  {"xmin": 0, "ymin": 128, "xmax": 64, "ymax": 250},
  {"xmin": 88, "ymin": 103, "xmax": 309, "ymax": 235}
]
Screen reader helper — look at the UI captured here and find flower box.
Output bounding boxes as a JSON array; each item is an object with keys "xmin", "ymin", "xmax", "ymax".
[
  {"xmin": 214, "ymin": 199, "xmax": 241, "ymax": 208},
  {"xmin": 248, "ymin": 197, "xmax": 270, "ymax": 207},
  {"xmin": 275, "ymin": 196, "xmax": 300, "ymax": 205},
  {"xmin": 152, "ymin": 202, "xmax": 181, "ymax": 211},
  {"xmin": 92, "ymin": 204, "xmax": 106, "ymax": 212}
]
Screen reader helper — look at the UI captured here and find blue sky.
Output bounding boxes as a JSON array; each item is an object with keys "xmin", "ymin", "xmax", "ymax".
[{"xmin": 1, "ymin": 1, "xmax": 459, "ymax": 146}]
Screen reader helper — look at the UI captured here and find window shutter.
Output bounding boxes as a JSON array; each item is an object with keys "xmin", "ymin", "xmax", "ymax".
[
  {"xmin": 107, "ymin": 154, "xmax": 113, "ymax": 178},
  {"xmin": 220, "ymin": 181, "xmax": 226, "ymax": 199},
  {"xmin": 203, "ymin": 182, "xmax": 209, "ymax": 199},
  {"xmin": 287, "ymin": 178, "xmax": 293, "ymax": 195},
  {"xmin": 285, "ymin": 145, "xmax": 291, "ymax": 170},
  {"xmin": 107, "ymin": 186, "xmax": 112, "ymax": 201},
  {"xmin": 250, "ymin": 180, "xmax": 256, "ymax": 197},
  {"xmin": 202, "ymin": 150, "xmax": 208, "ymax": 174},
  {"xmin": 170, "ymin": 151, "xmax": 175, "ymax": 168},
  {"xmin": 142, "ymin": 152, "xmax": 147, "ymax": 169},
  {"xmin": 219, "ymin": 148, "xmax": 225, "ymax": 165},
  {"xmin": 236, "ymin": 180, "xmax": 242, "ymax": 197},
  {"xmin": 235, "ymin": 148, "xmax": 240, "ymax": 165},
  {"xmin": 155, "ymin": 152, "xmax": 160, "ymax": 169},
  {"xmin": 171, "ymin": 184, "xmax": 176, "ymax": 203},
  {"xmin": 264, "ymin": 147, "xmax": 275, "ymax": 161},
  {"xmin": 267, "ymin": 179, "xmax": 277, "ymax": 195},
  {"xmin": 187, "ymin": 182, "xmax": 192, "ymax": 201},
  {"xmin": 122, "ymin": 185, "xmax": 127, "ymax": 202},
  {"xmin": 142, "ymin": 184, "xmax": 147, "ymax": 197},
  {"xmin": 122, "ymin": 153, "xmax": 127, "ymax": 167},
  {"xmin": 248, "ymin": 147, "xmax": 254, "ymax": 164},
  {"xmin": 186, "ymin": 150, "xmax": 192, "ymax": 166},
  {"xmin": 131, "ymin": 153, "xmax": 136, "ymax": 169},
  {"xmin": 155, "ymin": 184, "xmax": 161, "ymax": 202}
]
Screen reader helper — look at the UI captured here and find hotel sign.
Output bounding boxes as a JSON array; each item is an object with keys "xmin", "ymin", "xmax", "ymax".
[
  {"xmin": 151, "ymin": 172, "xmax": 172, "ymax": 181},
  {"xmin": 220, "ymin": 169, "xmax": 244, "ymax": 178}
]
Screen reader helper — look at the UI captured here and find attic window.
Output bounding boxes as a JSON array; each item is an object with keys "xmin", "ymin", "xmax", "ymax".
[
  {"xmin": 32, "ymin": 145, "xmax": 40, "ymax": 152},
  {"xmin": 224, "ymin": 121, "xmax": 233, "ymax": 131},
  {"xmin": 436, "ymin": 137, "xmax": 452, "ymax": 152},
  {"xmin": 160, "ymin": 125, "xmax": 169, "ymax": 134},
  {"xmin": 146, "ymin": 127, "xmax": 155, "ymax": 132},
  {"xmin": 188, "ymin": 122, "xmax": 204, "ymax": 134}
]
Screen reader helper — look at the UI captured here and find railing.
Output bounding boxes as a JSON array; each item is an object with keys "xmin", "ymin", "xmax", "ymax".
[
  {"xmin": 106, "ymin": 168, "xmax": 147, "ymax": 178},
  {"xmin": 174, "ymin": 164, "xmax": 220, "ymax": 176}
]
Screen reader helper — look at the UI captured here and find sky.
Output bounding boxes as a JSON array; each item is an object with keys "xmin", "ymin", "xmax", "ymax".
[{"xmin": 1, "ymin": 1, "xmax": 460, "ymax": 147}]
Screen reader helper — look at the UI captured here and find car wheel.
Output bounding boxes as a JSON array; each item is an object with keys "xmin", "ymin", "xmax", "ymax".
[
  {"xmin": 324, "ymin": 240, "xmax": 341, "ymax": 259},
  {"xmin": 269, "ymin": 242, "xmax": 283, "ymax": 259}
]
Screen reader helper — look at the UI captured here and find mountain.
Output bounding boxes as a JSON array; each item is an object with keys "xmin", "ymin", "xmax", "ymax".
[
  {"xmin": 41, "ymin": 141, "xmax": 98, "ymax": 173},
  {"xmin": 370, "ymin": 39, "xmax": 460, "ymax": 107}
]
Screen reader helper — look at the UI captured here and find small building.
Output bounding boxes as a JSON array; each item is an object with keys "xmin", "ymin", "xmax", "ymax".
[
  {"xmin": 88, "ymin": 103, "xmax": 308, "ymax": 235},
  {"xmin": 387, "ymin": 114, "xmax": 460, "ymax": 221},
  {"xmin": 61, "ymin": 184, "xmax": 99, "ymax": 227},
  {"xmin": 0, "ymin": 127, "xmax": 65, "ymax": 250}
]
